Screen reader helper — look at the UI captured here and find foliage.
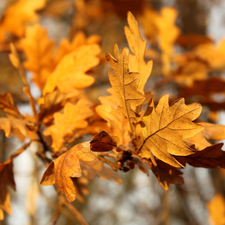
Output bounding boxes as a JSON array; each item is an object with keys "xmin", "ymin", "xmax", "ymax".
[{"xmin": 1, "ymin": 0, "xmax": 225, "ymax": 224}]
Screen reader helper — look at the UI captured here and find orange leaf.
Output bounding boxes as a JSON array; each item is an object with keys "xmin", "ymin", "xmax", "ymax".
[
  {"xmin": 0, "ymin": 0, "xmax": 46, "ymax": 43},
  {"xmin": 20, "ymin": 24, "xmax": 55, "ymax": 89},
  {"xmin": 45, "ymin": 100, "xmax": 93, "ymax": 151},
  {"xmin": 40, "ymin": 142, "xmax": 95, "ymax": 202},
  {"xmin": 207, "ymin": 194, "xmax": 225, "ymax": 225},
  {"xmin": 43, "ymin": 44, "xmax": 101, "ymax": 95},
  {"xmin": 0, "ymin": 93, "xmax": 24, "ymax": 119}
]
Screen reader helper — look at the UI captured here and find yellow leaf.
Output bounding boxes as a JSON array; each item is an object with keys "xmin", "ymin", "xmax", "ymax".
[
  {"xmin": 138, "ymin": 94, "xmax": 203, "ymax": 167},
  {"xmin": 208, "ymin": 194, "xmax": 225, "ymax": 225},
  {"xmin": 46, "ymin": 99, "xmax": 93, "ymax": 151},
  {"xmin": 41, "ymin": 142, "xmax": 95, "ymax": 202},
  {"xmin": 0, "ymin": 0, "xmax": 46, "ymax": 43},
  {"xmin": 20, "ymin": 24, "xmax": 55, "ymax": 89},
  {"xmin": 43, "ymin": 44, "xmax": 101, "ymax": 95}
]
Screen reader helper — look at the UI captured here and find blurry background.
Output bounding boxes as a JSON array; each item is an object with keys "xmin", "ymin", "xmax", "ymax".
[{"xmin": 1, "ymin": 0, "xmax": 225, "ymax": 224}]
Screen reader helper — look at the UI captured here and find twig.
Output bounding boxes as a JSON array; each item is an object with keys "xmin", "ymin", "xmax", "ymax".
[
  {"xmin": 98, "ymin": 155, "xmax": 121, "ymax": 169},
  {"xmin": 9, "ymin": 43, "xmax": 37, "ymax": 119},
  {"xmin": 59, "ymin": 195, "xmax": 88, "ymax": 225},
  {"xmin": 93, "ymin": 152, "xmax": 117, "ymax": 158}
]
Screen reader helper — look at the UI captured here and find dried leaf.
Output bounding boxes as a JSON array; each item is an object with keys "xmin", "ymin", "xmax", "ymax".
[
  {"xmin": 106, "ymin": 45, "xmax": 145, "ymax": 132},
  {"xmin": 45, "ymin": 100, "xmax": 93, "ymax": 151},
  {"xmin": 0, "ymin": 118, "xmax": 27, "ymax": 139},
  {"xmin": 90, "ymin": 131, "xmax": 117, "ymax": 152},
  {"xmin": 176, "ymin": 143, "xmax": 225, "ymax": 168},
  {"xmin": 138, "ymin": 94, "xmax": 203, "ymax": 167},
  {"xmin": 0, "ymin": 93, "xmax": 24, "ymax": 119},
  {"xmin": 20, "ymin": 24, "xmax": 55, "ymax": 89},
  {"xmin": 41, "ymin": 142, "xmax": 96, "ymax": 202},
  {"xmin": 0, "ymin": 143, "xmax": 29, "ymax": 219},
  {"xmin": 81, "ymin": 158, "xmax": 122, "ymax": 184},
  {"xmin": 150, "ymin": 160, "xmax": 184, "ymax": 190},
  {"xmin": 0, "ymin": 0, "xmax": 46, "ymax": 42},
  {"xmin": 43, "ymin": 44, "xmax": 101, "ymax": 95},
  {"xmin": 125, "ymin": 11, "xmax": 153, "ymax": 95},
  {"xmin": 96, "ymin": 88, "xmax": 131, "ymax": 146}
]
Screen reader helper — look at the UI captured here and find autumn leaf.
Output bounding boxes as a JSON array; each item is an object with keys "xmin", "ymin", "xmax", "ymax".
[
  {"xmin": 150, "ymin": 160, "xmax": 184, "ymax": 190},
  {"xmin": 90, "ymin": 131, "xmax": 117, "ymax": 152},
  {"xmin": 207, "ymin": 194, "xmax": 225, "ymax": 225},
  {"xmin": 106, "ymin": 45, "xmax": 145, "ymax": 132},
  {"xmin": 0, "ymin": 143, "xmax": 29, "ymax": 220},
  {"xmin": 195, "ymin": 38, "xmax": 225, "ymax": 70},
  {"xmin": 0, "ymin": 0, "xmax": 46, "ymax": 43},
  {"xmin": 176, "ymin": 143, "xmax": 225, "ymax": 168},
  {"xmin": 45, "ymin": 99, "xmax": 93, "ymax": 151},
  {"xmin": 54, "ymin": 31, "xmax": 101, "ymax": 66},
  {"xmin": 0, "ymin": 93, "xmax": 24, "ymax": 119},
  {"xmin": 0, "ymin": 117, "xmax": 27, "ymax": 139},
  {"xmin": 43, "ymin": 44, "xmax": 101, "ymax": 95},
  {"xmin": 20, "ymin": 24, "xmax": 55, "ymax": 89},
  {"xmin": 81, "ymin": 158, "xmax": 122, "ymax": 184},
  {"xmin": 125, "ymin": 11, "xmax": 153, "ymax": 95},
  {"xmin": 137, "ymin": 94, "xmax": 203, "ymax": 168},
  {"xmin": 96, "ymin": 88, "xmax": 131, "ymax": 146},
  {"xmin": 40, "ymin": 142, "xmax": 95, "ymax": 202}
]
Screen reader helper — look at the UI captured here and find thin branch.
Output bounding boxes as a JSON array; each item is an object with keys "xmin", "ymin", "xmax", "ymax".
[
  {"xmin": 59, "ymin": 195, "xmax": 88, "ymax": 225},
  {"xmin": 9, "ymin": 43, "xmax": 37, "ymax": 119},
  {"xmin": 98, "ymin": 155, "xmax": 121, "ymax": 170}
]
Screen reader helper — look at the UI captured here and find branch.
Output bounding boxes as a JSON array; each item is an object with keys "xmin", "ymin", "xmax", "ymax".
[
  {"xmin": 9, "ymin": 43, "xmax": 37, "ymax": 119},
  {"xmin": 58, "ymin": 195, "xmax": 88, "ymax": 225}
]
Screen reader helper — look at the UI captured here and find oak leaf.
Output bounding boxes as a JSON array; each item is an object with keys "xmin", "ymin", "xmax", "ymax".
[
  {"xmin": 40, "ymin": 142, "xmax": 96, "ymax": 202},
  {"xmin": 43, "ymin": 44, "xmax": 101, "ymax": 95},
  {"xmin": 96, "ymin": 88, "xmax": 131, "ymax": 146},
  {"xmin": 0, "ymin": 143, "xmax": 29, "ymax": 220},
  {"xmin": 45, "ymin": 99, "xmax": 93, "ymax": 151},
  {"xmin": 81, "ymin": 158, "xmax": 122, "ymax": 184},
  {"xmin": 90, "ymin": 131, "xmax": 117, "ymax": 152},
  {"xmin": 207, "ymin": 194, "xmax": 225, "ymax": 225},
  {"xmin": 150, "ymin": 160, "xmax": 184, "ymax": 190},
  {"xmin": 20, "ymin": 24, "xmax": 55, "ymax": 89},
  {"xmin": 0, "ymin": 93, "xmax": 24, "ymax": 119},
  {"xmin": 138, "ymin": 94, "xmax": 203, "ymax": 167},
  {"xmin": 176, "ymin": 143, "xmax": 225, "ymax": 168},
  {"xmin": 106, "ymin": 45, "xmax": 145, "ymax": 132},
  {"xmin": 0, "ymin": 0, "xmax": 46, "ymax": 43},
  {"xmin": 125, "ymin": 11, "xmax": 153, "ymax": 95}
]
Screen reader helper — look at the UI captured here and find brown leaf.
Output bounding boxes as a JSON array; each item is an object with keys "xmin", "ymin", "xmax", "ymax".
[
  {"xmin": 40, "ymin": 142, "xmax": 95, "ymax": 202},
  {"xmin": 90, "ymin": 131, "xmax": 117, "ymax": 152},
  {"xmin": 150, "ymin": 160, "xmax": 184, "ymax": 190},
  {"xmin": 138, "ymin": 94, "xmax": 203, "ymax": 167},
  {"xmin": 0, "ymin": 143, "xmax": 29, "ymax": 219},
  {"xmin": 45, "ymin": 99, "xmax": 93, "ymax": 151},
  {"xmin": 176, "ymin": 143, "xmax": 225, "ymax": 168}
]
